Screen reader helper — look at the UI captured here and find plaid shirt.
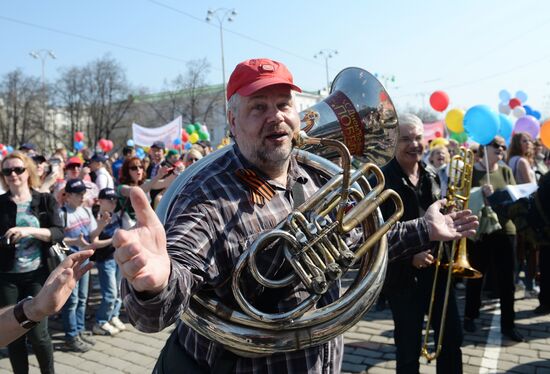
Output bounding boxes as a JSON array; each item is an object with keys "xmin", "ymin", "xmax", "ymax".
[{"xmin": 122, "ymin": 144, "xmax": 431, "ymax": 373}]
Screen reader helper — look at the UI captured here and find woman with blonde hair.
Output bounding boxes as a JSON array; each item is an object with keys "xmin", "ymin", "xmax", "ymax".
[{"xmin": 0, "ymin": 151, "xmax": 64, "ymax": 373}]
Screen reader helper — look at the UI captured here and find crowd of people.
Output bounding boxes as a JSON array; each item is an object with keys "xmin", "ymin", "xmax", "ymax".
[
  {"xmin": 0, "ymin": 140, "xmax": 212, "ymax": 373},
  {"xmin": 0, "ymin": 56, "xmax": 548, "ymax": 374}
]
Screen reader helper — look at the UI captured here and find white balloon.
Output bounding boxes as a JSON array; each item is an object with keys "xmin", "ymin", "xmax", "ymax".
[
  {"xmin": 498, "ymin": 102, "xmax": 511, "ymax": 115},
  {"xmin": 499, "ymin": 89, "xmax": 511, "ymax": 103},
  {"xmin": 513, "ymin": 106, "xmax": 526, "ymax": 118}
]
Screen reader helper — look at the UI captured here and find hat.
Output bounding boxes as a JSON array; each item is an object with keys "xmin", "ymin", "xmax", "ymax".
[
  {"xmin": 226, "ymin": 58, "xmax": 302, "ymax": 100},
  {"xmin": 90, "ymin": 153, "xmax": 108, "ymax": 163},
  {"xmin": 66, "ymin": 156, "xmax": 83, "ymax": 166},
  {"xmin": 65, "ymin": 178, "xmax": 88, "ymax": 193},
  {"xmin": 98, "ymin": 187, "xmax": 117, "ymax": 200},
  {"xmin": 32, "ymin": 155, "xmax": 47, "ymax": 164},
  {"xmin": 166, "ymin": 149, "xmax": 179, "ymax": 158},
  {"xmin": 19, "ymin": 143, "xmax": 36, "ymax": 151},
  {"xmin": 151, "ymin": 141, "xmax": 165, "ymax": 149}
]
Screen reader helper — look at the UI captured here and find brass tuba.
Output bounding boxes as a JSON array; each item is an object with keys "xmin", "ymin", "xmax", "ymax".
[{"xmin": 156, "ymin": 68, "xmax": 403, "ymax": 356}]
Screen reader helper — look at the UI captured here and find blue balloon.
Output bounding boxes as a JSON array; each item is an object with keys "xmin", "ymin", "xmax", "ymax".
[
  {"xmin": 497, "ymin": 114, "xmax": 513, "ymax": 143},
  {"xmin": 498, "ymin": 89, "xmax": 511, "ymax": 103},
  {"xmin": 532, "ymin": 110, "xmax": 542, "ymax": 120},
  {"xmin": 516, "ymin": 90, "xmax": 528, "ymax": 103},
  {"xmin": 184, "ymin": 142, "xmax": 192, "ymax": 150},
  {"xmin": 6, "ymin": 145, "xmax": 14, "ymax": 153},
  {"xmin": 74, "ymin": 141, "xmax": 84, "ymax": 151},
  {"xmin": 463, "ymin": 105, "xmax": 500, "ymax": 145},
  {"xmin": 126, "ymin": 139, "xmax": 135, "ymax": 147},
  {"xmin": 136, "ymin": 147, "xmax": 145, "ymax": 160},
  {"xmin": 173, "ymin": 138, "xmax": 182, "ymax": 145},
  {"xmin": 523, "ymin": 105, "xmax": 533, "ymax": 116}
]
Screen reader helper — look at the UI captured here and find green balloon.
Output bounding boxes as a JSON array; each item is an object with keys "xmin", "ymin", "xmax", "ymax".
[
  {"xmin": 450, "ymin": 131, "xmax": 468, "ymax": 144},
  {"xmin": 186, "ymin": 124, "xmax": 196, "ymax": 134},
  {"xmin": 198, "ymin": 130, "xmax": 209, "ymax": 140},
  {"xmin": 194, "ymin": 123, "xmax": 202, "ymax": 133}
]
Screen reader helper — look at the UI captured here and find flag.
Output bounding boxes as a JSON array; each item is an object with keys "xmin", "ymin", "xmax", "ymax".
[{"xmin": 132, "ymin": 116, "xmax": 182, "ymax": 149}]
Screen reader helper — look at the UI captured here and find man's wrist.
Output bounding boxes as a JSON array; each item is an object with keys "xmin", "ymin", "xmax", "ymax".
[{"xmin": 22, "ymin": 297, "xmax": 45, "ymax": 322}]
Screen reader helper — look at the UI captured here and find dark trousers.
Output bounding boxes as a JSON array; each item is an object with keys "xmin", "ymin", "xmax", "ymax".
[
  {"xmin": 539, "ymin": 245, "xmax": 550, "ymax": 307},
  {"xmin": 465, "ymin": 234, "xmax": 516, "ymax": 329},
  {"xmin": 388, "ymin": 268, "xmax": 463, "ymax": 374},
  {"xmin": 0, "ymin": 267, "xmax": 54, "ymax": 374}
]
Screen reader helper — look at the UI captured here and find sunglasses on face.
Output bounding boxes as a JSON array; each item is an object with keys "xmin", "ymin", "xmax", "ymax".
[
  {"xmin": 188, "ymin": 158, "xmax": 199, "ymax": 163},
  {"xmin": 66, "ymin": 164, "xmax": 81, "ymax": 170},
  {"xmin": 2, "ymin": 167, "xmax": 26, "ymax": 176},
  {"xmin": 129, "ymin": 165, "xmax": 143, "ymax": 171},
  {"xmin": 489, "ymin": 142, "xmax": 507, "ymax": 151}
]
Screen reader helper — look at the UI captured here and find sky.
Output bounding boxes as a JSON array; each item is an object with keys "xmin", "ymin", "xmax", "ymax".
[{"xmin": 2, "ymin": 0, "xmax": 550, "ymax": 118}]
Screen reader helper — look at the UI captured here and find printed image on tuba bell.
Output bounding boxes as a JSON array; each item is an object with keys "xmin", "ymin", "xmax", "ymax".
[{"xmin": 156, "ymin": 67, "xmax": 403, "ymax": 356}]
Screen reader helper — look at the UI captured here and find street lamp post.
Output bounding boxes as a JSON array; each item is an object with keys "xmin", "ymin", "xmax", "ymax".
[
  {"xmin": 206, "ymin": 8, "xmax": 237, "ymax": 135},
  {"xmin": 29, "ymin": 49, "xmax": 56, "ymax": 150},
  {"xmin": 314, "ymin": 49, "xmax": 338, "ymax": 93}
]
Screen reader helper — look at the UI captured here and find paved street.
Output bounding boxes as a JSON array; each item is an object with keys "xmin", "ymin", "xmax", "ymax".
[{"xmin": 1, "ymin": 274, "xmax": 549, "ymax": 373}]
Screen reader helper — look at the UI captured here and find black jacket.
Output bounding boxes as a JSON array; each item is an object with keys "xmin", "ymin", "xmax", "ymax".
[
  {"xmin": 379, "ymin": 157, "xmax": 440, "ymax": 294},
  {"xmin": 0, "ymin": 190, "xmax": 64, "ymax": 272}
]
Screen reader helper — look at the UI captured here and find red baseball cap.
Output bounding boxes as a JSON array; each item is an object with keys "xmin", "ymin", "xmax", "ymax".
[{"xmin": 226, "ymin": 58, "xmax": 302, "ymax": 100}]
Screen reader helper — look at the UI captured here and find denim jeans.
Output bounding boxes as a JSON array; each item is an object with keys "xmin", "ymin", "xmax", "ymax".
[
  {"xmin": 95, "ymin": 258, "xmax": 122, "ymax": 324},
  {"xmin": 62, "ymin": 260, "xmax": 90, "ymax": 339}
]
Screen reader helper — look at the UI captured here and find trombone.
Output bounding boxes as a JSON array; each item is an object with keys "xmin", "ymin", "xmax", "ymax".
[{"xmin": 420, "ymin": 147, "xmax": 481, "ymax": 362}]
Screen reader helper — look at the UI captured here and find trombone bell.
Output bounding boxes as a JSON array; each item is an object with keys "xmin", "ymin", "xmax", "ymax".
[{"xmin": 441, "ymin": 238, "xmax": 482, "ymax": 279}]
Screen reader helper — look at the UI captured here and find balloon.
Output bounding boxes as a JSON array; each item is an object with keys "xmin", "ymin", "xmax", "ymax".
[
  {"xmin": 198, "ymin": 130, "xmax": 209, "ymax": 141},
  {"xmin": 184, "ymin": 142, "xmax": 192, "ymax": 150},
  {"xmin": 193, "ymin": 123, "xmax": 201, "ymax": 133},
  {"xmin": 189, "ymin": 133, "xmax": 199, "ymax": 144},
  {"xmin": 516, "ymin": 90, "xmax": 528, "ymax": 103},
  {"xmin": 74, "ymin": 141, "xmax": 84, "ymax": 151},
  {"xmin": 429, "ymin": 91, "xmax": 450, "ymax": 112},
  {"xmin": 181, "ymin": 131, "xmax": 189, "ymax": 142},
  {"xmin": 0, "ymin": 143, "xmax": 4, "ymax": 150},
  {"xmin": 136, "ymin": 147, "xmax": 145, "ymax": 160},
  {"xmin": 450, "ymin": 131, "xmax": 468, "ymax": 144},
  {"xmin": 540, "ymin": 120, "xmax": 550, "ymax": 148},
  {"xmin": 74, "ymin": 131, "xmax": 85, "ymax": 142},
  {"xmin": 498, "ymin": 89, "xmax": 511, "ymax": 103},
  {"xmin": 463, "ymin": 105, "xmax": 500, "ymax": 145},
  {"xmin": 514, "ymin": 115, "xmax": 540, "ymax": 140},
  {"xmin": 104, "ymin": 140, "xmax": 114, "ymax": 152},
  {"xmin": 6, "ymin": 146, "xmax": 14, "ymax": 153},
  {"xmin": 509, "ymin": 98, "xmax": 521, "ymax": 109},
  {"xmin": 98, "ymin": 139, "xmax": 107, "ymax": 151},
  {"xmin": 512, "ymin": 106, "xmax": 526, "ymax": 118},
  {"xmin": 126, "ymin": 139, "xmax": 135, "ymax": 147},
  {"xmin": 173, "ymin": 138, "xmax": 182, "ymax": 146},
  {"xmin": 186, "ymin": 124, "xmax": 196, "ymax": 134},
  {"xmin": 1, "ymin": 149, "xmax": 7, "ymax": 157},
  {"xmin": 201, "ymin": 125, "xmax": 208, "ymax": 132},
  {"xmin": 497, "ymin": 114, "xmax": 513, "ymax": 143},
  {"xmin": 523, "ymin": 105, "xmax": 533, "ymax": 116},
  {"xmin": 532, "ymin": 111, "xmax": 541, "ymax": 120},
  {"xmin": 498, "ymin": 102, "xmax": 511, "ymax": 115},
  {"xmin": 445, "ymin": 108, "xmax": 465, "ymax": 133}
]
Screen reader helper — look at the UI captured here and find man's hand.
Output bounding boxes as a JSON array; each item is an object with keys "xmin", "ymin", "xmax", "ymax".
[
  {"xmin": 26, "ymin": 250, "xmax": 94, "ymax": 321},
  {"xmin": 4, "ymin": 227, "xmax": 34, "ymax": 243},
  {"xmin": 425, "ymin": 199, "xmax": 479, "ymax": 242},
  {"xmin": 112, "ymin": 187, "xmax": 169, "ymax": 295},
  {"xmin": 412, "ymin": 250, "xmax": 434, "ymax": 269}
]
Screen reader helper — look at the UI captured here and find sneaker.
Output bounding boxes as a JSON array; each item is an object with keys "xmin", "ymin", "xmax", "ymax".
[
  {"xmin": 64, "ymin": 337, "xmax": 91, "ymax": 353},
  {"xmin": 110, "ymin": 317, "xmax": 126, "ymax": 331},
  {"xmin": 79, "ymin": 331, "xmax": 96, "ymax": 345},
  {"xmin": 463, "ymin": 318, "xmax": 477, "ymax": 333},
  {"xmin": 502, "ymin": 328, "xmax": 525, "ymax": 342},
  {"xmin": 93, "ymin": 322, "xmax": 120, "ymax": 336}
]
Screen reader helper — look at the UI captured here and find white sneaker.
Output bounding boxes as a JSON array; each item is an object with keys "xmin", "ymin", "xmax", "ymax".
[
  {"xmin": 93, "ymin": 322, "xmax": 120, "ymax": 336},
  {"xmin": 110, "ymin": 317, "xmax": 126, "ymax": 331}
]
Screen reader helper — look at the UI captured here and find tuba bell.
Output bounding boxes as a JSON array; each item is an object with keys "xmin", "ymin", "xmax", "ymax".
[{"xmin": 156, "ymin": 68, "xmax": 403, "ymax": 356}]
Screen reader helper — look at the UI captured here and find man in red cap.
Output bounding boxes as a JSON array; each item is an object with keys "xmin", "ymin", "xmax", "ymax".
[{"xmin": 112, "ymin": 58, "xmax": 478, "ymax": 373}]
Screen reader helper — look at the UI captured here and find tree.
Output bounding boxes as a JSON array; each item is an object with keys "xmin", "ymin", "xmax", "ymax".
[
  {"xmin": 0, "ymin": 69, "xmax": 42, "ymax": 147},
  {"xmin": 55, "ymin": 66, "xmax": 87, "ymax": 148}
]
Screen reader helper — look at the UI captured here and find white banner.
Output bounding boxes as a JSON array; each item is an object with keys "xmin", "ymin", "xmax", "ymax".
[{"xmin": 132, "ymin": 116, "xmax": 182, "ymax": 148}]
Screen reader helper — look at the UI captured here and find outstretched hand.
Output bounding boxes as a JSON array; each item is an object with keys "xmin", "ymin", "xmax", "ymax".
[
  {"xmin": 28, "ymin": 250, "xmax": 94, "ymax": 321},
  {"xmin": 425, "ymin": 199, "xmax": 479, "ymax": 242},
  {"xmin": 112, "ymin": 187, "xmax": 169, "ymax": 295}
]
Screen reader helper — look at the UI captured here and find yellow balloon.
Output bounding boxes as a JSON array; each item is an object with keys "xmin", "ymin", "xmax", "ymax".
[
  {"xmin": 445, "ymin": 108, "xmax": 465, "ymax": 133},
  {"xmin": 189, "ymin": 133, "xmax": 199, "ymax": 144},
  {"xmin": 540, "ymin": 120, "xmax": 550, "ymax": 148},
  {"xmin": 430, "ymin": 137, "xmax": 448, "ymax": 149}
]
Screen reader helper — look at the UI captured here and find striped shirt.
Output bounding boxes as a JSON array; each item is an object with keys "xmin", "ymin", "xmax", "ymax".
[{"xmin": 122, "ymin": 144, "xmax": 431, "ymax": 373}]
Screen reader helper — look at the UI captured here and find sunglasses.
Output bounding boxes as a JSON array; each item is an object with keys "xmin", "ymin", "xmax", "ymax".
[
  {"xmin": 188, "ymin": 158, "xmax": 199, "ymax": 163},
  {"xmin": 129, "ymin": 165, "xmax": 144, "ymax": 171},
  {"xmin": 489, "ymin": 142, "xmax": 507, "ymax": 151},
  {"xmin": 66, "ymin": 164, "xmax": 81, "ymax": 170},
  {"xmin": 2, "ymin": 167, "xmax": 26, "ymax": 176}
]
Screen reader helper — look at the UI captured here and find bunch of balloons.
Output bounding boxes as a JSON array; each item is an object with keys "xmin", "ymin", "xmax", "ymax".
[
  {"xmin": 178, "ymin": 123, "xmax": 210, "ymax": 149},
  {"xmin": 74, "ymin": 131, "xmax": 86, "ymax": 151},
  {"xmin": 497, "ymin": 89, "xmax": 542, "ymax": 120},
  {"xmin": 0, "ymin": 144, "xmax": 14, "ymax": 157},
  {"xmin": 445, "ymin": 105, "xmax": 502, "ymax": 146},
  {"xmin": 97, "ymin": 138, "xmax": 114, "ymax": 152}
]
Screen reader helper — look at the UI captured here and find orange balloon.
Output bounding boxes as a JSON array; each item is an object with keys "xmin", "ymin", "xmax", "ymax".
[{"xmin": 540, "ymin": 120, "xmax": 550, "ymax": 148}]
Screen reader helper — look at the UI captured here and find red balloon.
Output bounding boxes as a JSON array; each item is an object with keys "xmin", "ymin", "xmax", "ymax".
[
  {"xmin": 181, "ymin": 131, "xmax": 189, "ymax": 142},
  {"xmin": 429, "ymin": 91, "xmax": 450, "ymax": 112},
  {"xmin": 74, "ymin": 131, "xmax": 85, "ymax": 142},
  {"xmin": 434, "ymin": 131, "xmax": 442, "ymax": 138},
  {"xmin": 509, "ymin": 98, "xmax": 521, "ymax": 109},
  {"xmin": 105, "ymin": 140, "xmax": 114, "ymax": 152}
]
